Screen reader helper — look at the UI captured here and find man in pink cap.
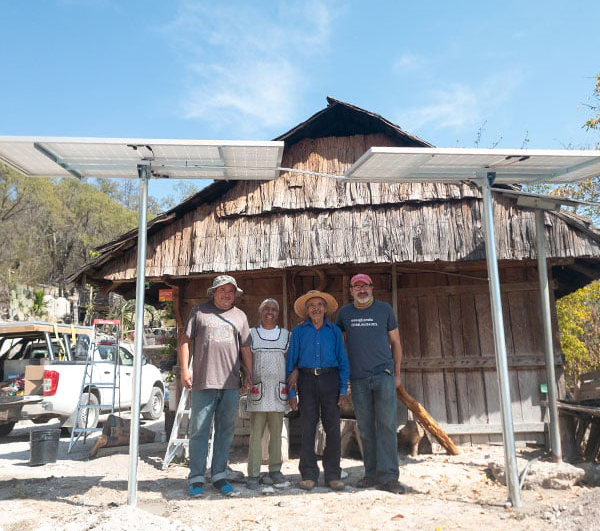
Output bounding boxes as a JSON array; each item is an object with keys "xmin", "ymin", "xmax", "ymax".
[{"xmin": 336, "ymin": 273, "xmax": 406, "ymax": 494}]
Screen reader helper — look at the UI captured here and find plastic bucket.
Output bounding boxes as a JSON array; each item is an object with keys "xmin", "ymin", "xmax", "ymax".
[{"xmin": 29, "ymin": 428, "xmax": 61, "ymax": 466}]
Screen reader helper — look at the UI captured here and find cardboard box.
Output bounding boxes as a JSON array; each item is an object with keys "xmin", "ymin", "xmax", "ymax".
[{"xmin": 24, "ymin": 364, "xmax": 46, "ymax": 396}]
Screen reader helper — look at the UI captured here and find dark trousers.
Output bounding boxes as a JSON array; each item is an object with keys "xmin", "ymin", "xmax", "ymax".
[{"xmin": 298, "ymin": 370, "xmax": 341, "ymax": 482}]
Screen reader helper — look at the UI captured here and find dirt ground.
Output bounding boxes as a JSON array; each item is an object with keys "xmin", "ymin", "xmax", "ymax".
[{"xmin": 1, "ymin": 418, "xmax": 599, "ymax": 531}]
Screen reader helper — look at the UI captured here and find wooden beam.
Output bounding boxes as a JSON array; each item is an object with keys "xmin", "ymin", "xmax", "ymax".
[
  {"xmin": 434, "ymin": 422, "xmax": 546, "ymax": 435},
  {"xmin": 402, "ymin": 355, "xmax": 563, "ymax": 371},
  {"xmin": 571, "ymin": 262, "xmax": 600, "ymax": 279},
  {"xmin": 555, "ymin": 401, "xmax": 600, "ymax": 418},
  {"xmin": 396, "ymin": 280, "xmax": 557, "ymax": 298}
]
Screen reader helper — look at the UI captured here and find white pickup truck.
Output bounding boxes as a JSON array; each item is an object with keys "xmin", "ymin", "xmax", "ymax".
[{"xmin": 0, "ymin": 322, "xmax": 165, "ymax": 436}]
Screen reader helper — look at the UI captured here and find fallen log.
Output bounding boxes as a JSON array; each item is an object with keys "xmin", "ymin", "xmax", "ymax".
[{"xmin": 397, "ymin": 385, "xmax": 459, "ymax": 455}]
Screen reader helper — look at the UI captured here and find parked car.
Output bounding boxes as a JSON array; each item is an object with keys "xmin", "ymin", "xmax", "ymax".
[{"xmin": 0, "ymin": 322, "xmax": 165, "ymax": 436}]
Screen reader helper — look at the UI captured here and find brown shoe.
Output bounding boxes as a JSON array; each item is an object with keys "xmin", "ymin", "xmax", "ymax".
[
  {"xmin": 298, "ymin": 479, "xmax": 316, "ymax": 491},
  {"xmin": 327, "ymin": 479, "xmax": 345, "ymax": 491}
]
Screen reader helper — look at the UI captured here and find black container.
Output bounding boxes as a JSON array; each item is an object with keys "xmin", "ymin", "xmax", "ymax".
[{"xmin": 29, "ymin": 428, "xmax": 61, "ymax": 466}]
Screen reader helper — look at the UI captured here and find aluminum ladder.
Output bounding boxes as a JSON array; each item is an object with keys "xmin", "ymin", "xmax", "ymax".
[
  {"xmin": 162, "ymin": 383, "xmax": 192, "ymax": 469},
  {"xmin": 68, "ymin": 319, "xmax": 121, "ymax": 453},
  {"xmin": 162, "ymin": 364, "xmax": 218, "ymax": 470}
]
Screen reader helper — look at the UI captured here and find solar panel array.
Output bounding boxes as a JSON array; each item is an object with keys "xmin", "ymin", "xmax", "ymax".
[
  {"xmin": 0, "ymin": 137, "xmax": 284, "ymax": 180},
  {"xmin": 344, "ymin": 147, "xmax": 600, "ymax": 184}
]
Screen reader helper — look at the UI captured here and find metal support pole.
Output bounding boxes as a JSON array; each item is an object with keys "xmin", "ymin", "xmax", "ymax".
[
  {"xmin": 480, "ymin": 174, "xmax": 521, "ymax": 507},
  {"xmin": 127, "ymin": 163, "xmax": 150, "ymax": 506},
  {"xmin": 535, "ymin": 209, "xmax": 562, "ymax": 462},
  {"xmin": 391, "ymin": 263, "xmax": 398, "ymax": 316}
]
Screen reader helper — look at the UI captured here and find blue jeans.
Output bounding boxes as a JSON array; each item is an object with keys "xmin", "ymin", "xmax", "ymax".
[
  {"xmin": 188, "ymin": 389, "xmax": 239, "ymax": 485},
  {"xmin": 351, "ymin": 372, "xmax": 399, "ymax": 483}
]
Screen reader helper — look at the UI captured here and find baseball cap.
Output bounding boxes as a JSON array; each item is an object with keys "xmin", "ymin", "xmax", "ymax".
[{"xmin": 350, "ymin": 273, "xmax": 373, "ymax": 286}]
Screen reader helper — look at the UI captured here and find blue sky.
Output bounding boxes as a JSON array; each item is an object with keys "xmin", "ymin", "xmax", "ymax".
[{"xmin": 2, "ymin": 0, "xmax": 599, "ymax": 201}]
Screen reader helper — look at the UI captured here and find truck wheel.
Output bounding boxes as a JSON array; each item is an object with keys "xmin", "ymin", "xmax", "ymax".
[
  {"xmin": 0, "ymin": 422, "xmax": 16, "ymax": 437},
  {"xmin": 142, "ymin": 386, "xmax": 164, "ymax": 420},
  {"xmin": 74, "ymin": 392, "xmax": 100, "ymax": 431}
]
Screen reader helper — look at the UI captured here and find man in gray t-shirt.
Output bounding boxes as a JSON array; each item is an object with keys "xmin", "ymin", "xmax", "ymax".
[
  {"xmin": 179, "ymin": 275, "xmax": 252, "ymax": 497},
  {"xmin": 336, "ymin": 273, "xmax": 406, "ymax": 494}
]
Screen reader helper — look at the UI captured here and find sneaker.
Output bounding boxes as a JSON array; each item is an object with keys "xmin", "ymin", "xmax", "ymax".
[
  {"xmin": 377, "ymin": 480, "xmax": 408, "ymax": 494},
  {"xmin": 214, "ymin": 479, "xmax": 234, "ymax": 495},
  {"xmin": 327, "ymin": 479, "xmax": 345, "ymax": 491},
  {"xmin": 189, "ymin": 482, "xmax": 204, "ymax": 497},
  {"xmin": 269, "ymin": 471, "xmax": 290, "ymax": 488},
  {"xmin": 356, "ymin": 476, "xmax": 378, "ymax": 488},
  {"xmin": 246, "ymin": 476, "xmax": 261, "ymax": 490},
  {"xmin": 298, "ymin": 479, "xmax": 316, "ymax": 491}
]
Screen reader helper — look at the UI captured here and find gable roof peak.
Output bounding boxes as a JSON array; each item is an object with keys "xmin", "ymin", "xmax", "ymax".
[{"xmin": 274, "ymin": 96, "xmax": 433, "ymax": 148}]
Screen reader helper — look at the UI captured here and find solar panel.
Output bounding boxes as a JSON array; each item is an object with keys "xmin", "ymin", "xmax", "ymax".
[
  {"xmin": 0, "ymin": 136, "xmax": 284, "ymax": 181},
  {"xmin": 344, "ymin": 147, "xmax": 600, "ymax": 184}
]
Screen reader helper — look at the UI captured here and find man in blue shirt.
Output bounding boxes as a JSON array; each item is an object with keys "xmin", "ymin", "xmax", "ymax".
[{"xmin": 286, "ymin": 290, "xmax": 350, "ymax": 491}]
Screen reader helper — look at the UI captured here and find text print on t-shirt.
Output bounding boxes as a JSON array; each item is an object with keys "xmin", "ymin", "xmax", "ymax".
[
  {"xmin": 207, "ymin": 315, "xmax": 234, "ymax": 343},
  {"xmin": 350, "ymin": 317, "xmax": 378, "ymax": 328}
]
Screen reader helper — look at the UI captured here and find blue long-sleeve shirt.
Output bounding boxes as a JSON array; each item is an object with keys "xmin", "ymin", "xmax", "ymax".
[{"xmin": 285, "ymin": 318, "xmax": 350, "ymax": 398}]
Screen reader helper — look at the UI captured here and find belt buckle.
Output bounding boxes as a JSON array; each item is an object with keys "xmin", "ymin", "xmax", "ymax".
[{"xmin": 313, "ymin": 368, "xmax": 321, "ymax": 376}]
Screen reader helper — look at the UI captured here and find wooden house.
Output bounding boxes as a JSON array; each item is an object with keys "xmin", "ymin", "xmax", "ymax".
[{"xmin": 69, "ymin": 97, "xmax": 600, "ymax": 445}]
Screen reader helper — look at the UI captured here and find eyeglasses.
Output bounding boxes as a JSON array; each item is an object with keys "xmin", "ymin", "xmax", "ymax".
[{"xmin": 352, "ymin": 284, "xmax": 373, "ymax": 290}]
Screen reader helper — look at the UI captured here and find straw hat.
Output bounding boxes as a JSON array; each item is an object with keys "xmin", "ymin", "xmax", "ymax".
[{"xmin": 293, "ymin": 290, "xmax": 338, "ymax": 319}]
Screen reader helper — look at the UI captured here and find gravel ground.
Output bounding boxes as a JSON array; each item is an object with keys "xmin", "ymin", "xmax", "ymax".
[{"xmin": 1, "ymin": 419, "xmax": 600, "ymax": 531}]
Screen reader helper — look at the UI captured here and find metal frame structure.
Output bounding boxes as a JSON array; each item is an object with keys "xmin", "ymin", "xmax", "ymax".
[
  {"xmin": 2, "ymin": 139, "xmax": 599, "ymax": 508},
  {"xmin": 344, "ymin": 147, "xmax": 600, "ymax": 507},
  {"xmin": 0, "ymin": 136, "xmax": 284, "ymax": 505}
]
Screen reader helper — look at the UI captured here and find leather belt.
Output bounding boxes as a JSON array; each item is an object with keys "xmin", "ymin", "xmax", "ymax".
[{"xmin": 300, "ymin": 367, "xmax": 336, "ymax": 376}]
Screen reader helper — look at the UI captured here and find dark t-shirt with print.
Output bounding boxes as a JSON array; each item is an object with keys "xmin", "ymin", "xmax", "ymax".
[{"xmin": 336, "ymin": 300, "xmax": 398, "ymax": 379}]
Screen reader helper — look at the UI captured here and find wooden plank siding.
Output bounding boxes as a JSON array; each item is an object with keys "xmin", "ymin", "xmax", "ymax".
[
  {"xmin": 172, "ymin": 264, "xmax": 561, "ymax": 445},
  {"xmin": 392, "ymin": 267, "xmax": 555, "ymax": 445}
]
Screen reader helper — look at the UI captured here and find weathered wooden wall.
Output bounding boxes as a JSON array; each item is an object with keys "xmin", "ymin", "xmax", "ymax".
[
  {"xmin": 393, "ymin": 264, "xmax": 560, "ymax": 446},
  {"xmin": 174, "ymin": 261, "xmax": 562, "ymax": 446}
]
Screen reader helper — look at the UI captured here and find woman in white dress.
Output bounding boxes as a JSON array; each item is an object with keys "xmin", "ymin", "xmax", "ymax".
[{"xmin": 246, "ymin": 298, "xmax": 290, "ymax": 489}]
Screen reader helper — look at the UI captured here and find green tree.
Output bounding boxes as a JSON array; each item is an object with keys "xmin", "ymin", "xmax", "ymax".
[
  {"xmin": 32, "ymin": 289, "xmax": 48, "ymax": 318},
  {"xmin": 557, "ymin": 281, "xmax": 600, "ymax": 390},
  {"xmin": 0, "ymin": 166, "xmax": 139, "ymax": 293},
  {"xmin": 0, "ymin": 165, "xmax": 59, "ymax": 285},
  {"xmin": 108, "ymin": 298, "xmax": 158, "ymax": 339},
  {"xmin": 39, "ymin": 178, "xmax": 138, "ymax": 289}
]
